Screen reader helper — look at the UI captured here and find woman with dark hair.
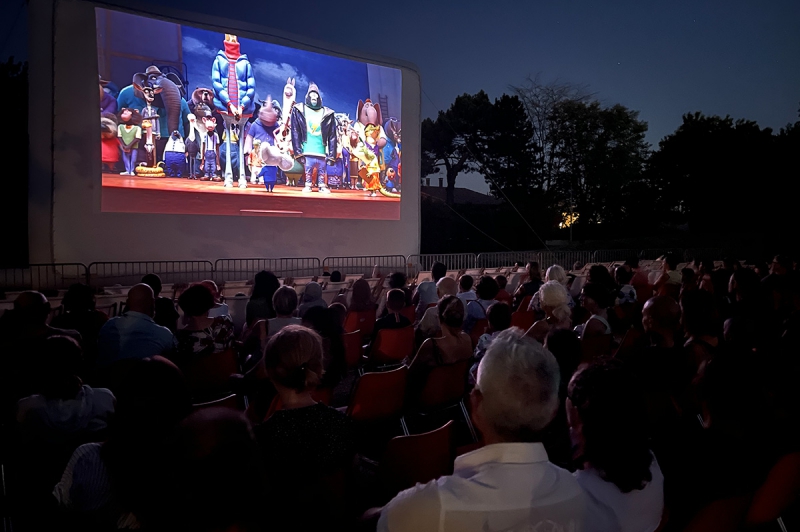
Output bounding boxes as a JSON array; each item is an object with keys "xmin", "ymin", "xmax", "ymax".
[
  {"xmin": 463, "ymin": 275, "xmax": 500, "ymax": 334},
  {"xmin": 253, "ymin": 325, "xmax": 353, "ymax": 530},
  {"xmin": 348, "ymin": 278, "xmax": 376, "ymax": 312},
  {"xmin": 377, "ymin": 271, "xmax": 412, "ymax": 317},
  {"xmin": 54, "ymin": 357, "xmax": 192, "ymax": 529},
  {"xmin": 577, "ymin": 283, "xmax": 614, "ymax": 339},
  {"xmin": 175, "ymin": 284, "xmax": 234, "ymax": 362},
  {"xmin": 245, "ymin": 271, "xmax": 280, "ymax": 327},
  {"xmin": 567, "ymin": 361, "xmax": 664, "ymax": 532}
]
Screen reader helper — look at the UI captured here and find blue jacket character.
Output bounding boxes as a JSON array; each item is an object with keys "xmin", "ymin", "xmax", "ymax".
[{"xmin": 211, "ymin": 42, "xmax": 256, "ymax": 117}]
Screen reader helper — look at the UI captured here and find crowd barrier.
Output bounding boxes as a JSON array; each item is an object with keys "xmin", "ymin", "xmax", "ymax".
[{"xmin": 0, "ymin": 248, "xmax": 739, "ymax": 294}]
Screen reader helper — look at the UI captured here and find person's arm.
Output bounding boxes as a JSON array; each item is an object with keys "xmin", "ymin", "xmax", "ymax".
[
  {"xmin": 653, "ymin": 272, "xmax": 669, "ymax": 291},
  {"xmin": 582, "ymin": 318, "xmax": 606, "ymax": 340}
]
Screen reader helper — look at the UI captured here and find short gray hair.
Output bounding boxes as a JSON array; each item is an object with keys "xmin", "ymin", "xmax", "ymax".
[
  {"xmin": 545, "ymin": 264, "xmax": 568, "ymax": 285},
  {"xmin": 476, "ymin": 328, "xmax": 560, "ymax": 442}
]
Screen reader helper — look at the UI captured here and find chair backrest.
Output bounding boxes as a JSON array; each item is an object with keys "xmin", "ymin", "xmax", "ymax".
[
  {"xmin": 399, "ymin": 306, "xmax": 416, "ymax": 323},
  {"xmin": 517, "ymin": 295, "xmax": 533, "ymax": 312},
  {"xmin": 192, "ymin": 393, "xmax": 239, "ymax": 413},
  {"xmin": 347, "ymin": 366, "xmax": 408, "ymax": 421},
  {"xmin": 510, "ymin": 311, "xmax": 535, "ymax": 331},
  {"xmin": 344, "ymin": 308, "xmax": 377, "ymax": 336},
  {"xmin": 745, "ymin": 451, "xmax": 800, "ymax": 526},
  {"xmin": 470, "ymin": 319, "xmax": 489, "ymax": 347},
  {"xmin": 380, "ymin": 421, "xmax": 454, "ymax": 495},
  {"xmin": 370, "ymin": 326, "xmax": 414, "ymax": 365},
  {"xmin": 342, "ymin": 330, "xmax": 363, "ymax": 368},
  {"xmin": 581, "ymin": 334, "xmax": 614, "ymax": 362},
  {"xmin": 683, "ymin": 495, "xmax": 751, "ymax": 532},
  {"xmin": 416, "ymin": 359, "xmax": 470, "ymax": 411},
  {"xmin": 181, "ymin": 347, "xmax": 239, "ymax": 398}
]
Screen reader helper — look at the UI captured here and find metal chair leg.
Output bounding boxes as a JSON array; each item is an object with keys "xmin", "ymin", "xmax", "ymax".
[
  {"xmin": 778, "ymin": 516, "xmax": 788, "ymax": 532},
  {"xmin": 460, "ymin": 400, "xmax": 478, "ymax": 443},
  {"xmin": 400, "ymin": 416, "xmax": 409, "ymax": 436}
]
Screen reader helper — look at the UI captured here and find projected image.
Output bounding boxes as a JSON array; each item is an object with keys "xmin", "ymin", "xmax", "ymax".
[{"xmin": 96, "ymin": 8, "xmax": 402, "ymax": 219}]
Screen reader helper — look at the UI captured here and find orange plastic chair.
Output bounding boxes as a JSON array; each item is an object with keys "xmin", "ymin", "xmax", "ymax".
[
  {"xmin": 414, "ymin": 359, "xmax": 478, "ymax": 442},
  {"xmin": 745, "ymin": 451, "xmax": 800, "ymax": 527},
  {"xmin": 342, "ymin": 330, "xmax": 364, "ymax": 369},
  {"xmin": 517, "ymin": 295, "xmax": 533, "ymax": 312},
  {"xmin": 399, "ymin": 306, "xmax": 416, "ymax": 323},
  {"xmin": 379, "ymin": 421, "xmax": 454, "ymax": 496},
  {"xmin": 469, "ymin": 319, "xmax": 489, "ymax": 347},
  {"xmin": 367, "ymin": 326, "xmax": 415, "ymax": 366},
  {"xmin": 683, "ymin": 495, "xmax": 751, "ymax": 532},
  {"xmin": 347, "ymin": 366, "xmax": 408, "ymax": 427},
  {"xmin": 181, "ymin": 347, "xmax": 239, "ymax": 399},
  {"xmin": 344, "ymin": 308, "xmax": 377, "ymax": 336},
  {"xmin": 510, "ymin": 311, "xmax": 536, "ymax": 331}
]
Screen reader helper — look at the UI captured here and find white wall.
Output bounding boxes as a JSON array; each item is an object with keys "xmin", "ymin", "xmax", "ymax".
[{"xmin": 28, "ymin": 0, "xmax": 421, "ymax": 264}]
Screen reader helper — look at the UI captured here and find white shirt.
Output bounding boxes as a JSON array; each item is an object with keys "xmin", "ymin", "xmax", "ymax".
[
  {"xmin": 208, "ymin": 302, "xmax": 230, "ymax": 318},
  {"xmin": 575, "ymin": 455, "xmax": 664, "ymax": 532},
  {"xmin": 379, "ymin": 442, "xmax": 588, "ymax": 532},
  {"xmin": 415, "ymin": 281, "xmax": 439, "ymax": 320},
  {"xmin": 457, "ymin": 291, "xmax": 477, "ymax": 307}
]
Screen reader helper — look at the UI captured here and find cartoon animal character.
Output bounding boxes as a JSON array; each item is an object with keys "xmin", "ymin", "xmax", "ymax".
[
  {"xmin": 354, "ymin": 99, "xmax": 388, "ymax": 151},
  {"xmin": 163, "ymin": 131, "xmax": 186, "ymax": 177},
  {"xmin": 140, "ymin": 117, "xmax": 158, "ymax": 168},
  {"xmin": 185, "ymin": 113, "xmax": 201, "ymax": 179},
  {"xmin": 257, "ymin": 164, "xmax": 277, "ymax": 192},
  {"xmin": 99, "ymin": 76, "xmax": 117, "ymax": 115},
  {"xmin": 211, "ymin": 34, "xmax": 256, "ymax": 188},
  {"xmin": 101, "ymin": 112, "xmax": 119, "ymax": 172},
  {"xmin": 326, "ymin": 113, "xmax": 352, "ymax": 189},
  {"xmin": 384, "ymin": 167, "xmax": 398, "ymax": 193},
  {"xmin": 259, "ymin": 142, "xmax": 294, "ymax": 172},
  {"xmin": 117, "ymin": 108, "xmax": 142, "ymax": 176},
  {"xmin": 289, "ymin": 82, "xmax": 338, "ymax": 193},
  {"xmin": 123, "ymin": 66, "xmax": 191, "ymax": 140},
  {"xmin": 136, "ymin": 83, "xmax": 161, "ymax": 142},
  {"xmin": 200, "ymin": 115, "xmax": 221, "ymax": 180},
  {"xmin": 189, "ymin": 87, "xmax": 224, "ymax": 137},
  {"xmin": 383, "ymin": 117, "xmax": 401, "ymax": 177},
  {"xmin": 349, "ymin": 125, "xmax": 382, "ymax": 196},
  {"xmin": 274, "ymin": 78, "xmax": 296, "ymax": 153}
]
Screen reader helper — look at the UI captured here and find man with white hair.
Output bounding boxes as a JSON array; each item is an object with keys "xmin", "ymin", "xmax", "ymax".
[{"xmin": 377, "ymin": 328, "xmax": 588, "ymax": 531}]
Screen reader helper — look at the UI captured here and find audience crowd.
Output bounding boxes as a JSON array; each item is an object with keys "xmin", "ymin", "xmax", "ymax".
[{"xmin": 1, "ymin": 252, "xmax": 799, "ymax": 532}]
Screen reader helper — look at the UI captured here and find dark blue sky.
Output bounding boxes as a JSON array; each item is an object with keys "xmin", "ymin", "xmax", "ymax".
[{"xmin": 4, "ymin": 0, "xmax": 799, "ymax": 192}]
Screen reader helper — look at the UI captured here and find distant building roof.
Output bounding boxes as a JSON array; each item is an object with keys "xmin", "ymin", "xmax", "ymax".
[{"xmin": 420, "ymin": 186, "xmax": 502, "ymax": 206}]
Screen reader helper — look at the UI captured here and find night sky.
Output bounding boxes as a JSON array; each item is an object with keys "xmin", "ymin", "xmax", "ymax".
[{"xmin": 3, "ymin": 0, "xmax": 799, "ymax": 193}]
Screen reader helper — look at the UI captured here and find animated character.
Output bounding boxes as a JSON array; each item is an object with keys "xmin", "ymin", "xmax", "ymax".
[
  {"xmin": 163, "ymin": 131, "xmax": 186, "ymax": 177},
  {"xmin": 99, "ymin": 76, "xmax": 117, "ymax": 115},
  {"xmin": 243, "ymin": 96, "xmax": 292, "ymax": 184},
  {"xmin": 200, "ymin": 115, "xmax": 221, "ymax": 180},
  {"xmin": 289, "ymin": 82, "xmax": 337, "ymax": 193},
  {"xmin": 249, "ymin": 139, "xmax": 265, "ymax": 184},
  {"xmin": 211, "ymin": 34, "xmax": 256, "ymax": 188},
  {"xmin": 257, "ymin": 165, "xmax": 277, "ymax": 192},
  {"xmin": 121, "ymin": 66, "xmax": 191, "ymax": 142},
  {"xmin": 101, "ymin": 112, "xmax": 120, "ymax": 172},
  {"xmin": 354, "ymin": 99, "xmax": 388, "ymax": 151},
  {"xmin": 383, "ymin": 117, "xmax": 401, "ymax": 178},
  {"xmin": 349, "ymin": 125, "xmax": 382, "ymax": 196},
  {"xmin": 384, "ymin": 167, "xmax": 398, "ymax": 193},
  {"xmin": 185, "ymin": 113, "xmax": 201, "ymax": 179},
  {"xmin": 219, "ymin": 124, "xmax": 242, "ymax": 181},
  {"xmin": 117, "ymin": 108, "xmax": 141, "ymax": 176}
]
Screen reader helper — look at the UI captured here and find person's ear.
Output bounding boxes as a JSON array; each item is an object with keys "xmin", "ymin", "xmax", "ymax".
[{"xmin": 469, "ymin": 387, "xmax": 483, "ymax": 425}]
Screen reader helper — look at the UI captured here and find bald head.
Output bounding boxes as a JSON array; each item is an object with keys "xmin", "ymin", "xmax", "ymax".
[
  {"xmin": 14, "ymin": 291, "xmax": 50, "ymax": 325},
  {"xmin": 436, "ymin": 276, "xmax": 458, "ymax": 298},
  {"xmin": 127, "ymin": 283, "xmax": 156, "ymax": 316},
  {"xmin": 642, "ymin": 296, "xmax": 681, "ymax": 335}
]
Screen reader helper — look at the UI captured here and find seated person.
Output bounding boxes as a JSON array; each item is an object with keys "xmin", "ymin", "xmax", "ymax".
[
  {"xmin": 175, "ymin": 284, "xmax": 234, "ymax": 361},
  {"xmin": 528, "ymin": 265, "xmax": 574, "ymax": 314},
  {"xmin": 253, "ymin": 325, "xmax": 354, "ymax": 530},
  {"xmin": 96, "ymin": 284, "xmax": 176, "ymax": 367},
  {"xmin": 413, "ymin": 261, "xmax": 447, "ymax": 321},
  {"xmin": 526, "ymin": 281, "xmax": 573, "ymax": 344},
  {"xmin": 246, "ymin": 271, "xmax": 280, "ymax": 327},
  {"xmin": 298, "ymin": 281, "xmax": 328, "ymax": 318},
  {"xmin": 576, "ymin": 283, "xmax": 614, "ymax": 341},
  {"xmin": 267, "ymin": 286, "xmax": 302, "ymax": 336},
  {"xmin": 141, "ymin": 273, "xmax": 179, "ymax": 333},
  {"xmin": 373, "ymin": 289, "xmax": 412, "ymax": 339},
  {"xmin": 416, "ymin": 277, "xmax": 458, "ymax": 341},
  {"xmin": 512, "ymin": 261, "xmax": 543, "ymax": 309},
  {"xmin": 494, "ymin": 275, "xmax": 514, "ymax": 307},
  {"xmin": 463, "ymin": 275, "xmax": 500, "ymax": 334},
  {"xmin": 50, "ymin": 283, "xmax": 109, "ymax": 364},
  {"xmin": 456, "ymin": 275, "xmax": 477, "ymax": 307},
  {"xmin": 653, "ymin": 253, "xmax": 682, "ymax": 298},
  {"xmin": 301, "ymin": 306, "xmax": 347, "ymax": 390},
  {"xmin": 471, "ymin": 301, "xmax": 512, "ymax": 384},
  {"xmin": 200, "ymin": 280, "xmax": 230, "ymax": 319},
  {"xmin": 377, "ymin": 272, "xmax": 413, "ymax": 318},
  {"xmin": 614, "ymin": 266, "xmax": 638, "ymax": 305},
  {"xmin": 567, "ymin": 361, "xmax": 665, "ymax": 532},
  {"xmin": 16, "ymin": 336, "xmax": 115, "ymax": 444},
  {"xmin": 376, "ymin": 328, "xmax": 587, "ymax": 531},
  {"xmin": 347, "ymin": 278, "xmax": 377, "ymax": 313},
  {"xmin": 408, "ymin": 296, "xmax": 473, "ymax": 395}
]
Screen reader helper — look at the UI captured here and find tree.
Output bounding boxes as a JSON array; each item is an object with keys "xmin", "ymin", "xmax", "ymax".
[{"xmin": 421, "ymin": 91, "xmax": 493, "ymax": 205}]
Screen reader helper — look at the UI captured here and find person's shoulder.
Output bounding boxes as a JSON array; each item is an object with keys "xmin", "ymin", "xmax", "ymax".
[{"xmin": 378, "ymin": 478, "xmax": 443, "ymax": 532}]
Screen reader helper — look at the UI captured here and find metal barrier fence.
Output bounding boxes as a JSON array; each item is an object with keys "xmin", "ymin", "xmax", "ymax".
[
  {"xmin": 592, "ymin": 249, "xmax": 640, "ymax": 263},
  {"xmin": 477, "ymin": 251, "xmax": 540, "ymax": 269},
  {"xmin": 406, "ymin": 254, "xmax": 478, "ymax": 276},
  {"xmin": 0, "ymin": 263, "xmax": 88, "ymax": 293},
  {"xmin": 322, "ymin": 255, "xmax": 407, "ymax": 278},
  {"xmin": 88, "ymin": 261, "xmax": 215, "ymax": 288},
  {"xmin": 537, "ymin": 251, "xmax": 595, "ymax": 269},
  {"xmin": 214, "ymin": 258, "xmax": 321, "ymax": 283}
]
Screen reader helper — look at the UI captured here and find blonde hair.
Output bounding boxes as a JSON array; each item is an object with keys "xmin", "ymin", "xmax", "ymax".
[
  {"xmin": 545, "ymin": 265, "xmax": 567, "ymax": 285},
  {"xmin": 539, "ymin": 281, "xmax": 572, "ymax": 323},
  {"xmin": 264, "ymin": 325, "xmax": 323, "ymax": 392}
]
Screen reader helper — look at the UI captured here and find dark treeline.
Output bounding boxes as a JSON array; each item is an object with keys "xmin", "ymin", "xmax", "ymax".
[{"xmin": 421, "ymin": 77, "xmax": 800, "ymax": 253}]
